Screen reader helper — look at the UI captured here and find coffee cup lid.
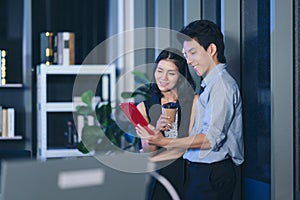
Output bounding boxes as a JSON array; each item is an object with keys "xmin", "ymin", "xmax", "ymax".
[{"xmin": 162, "ymin": 102, "xmax": 178, "ymax": 109}]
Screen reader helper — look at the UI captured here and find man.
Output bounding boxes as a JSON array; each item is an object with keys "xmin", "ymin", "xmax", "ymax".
[{"xmin": 136, "ymin": 19, "xmax": 244, "ymax": 200}]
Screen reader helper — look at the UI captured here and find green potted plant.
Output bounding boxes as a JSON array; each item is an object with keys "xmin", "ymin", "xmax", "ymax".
[
  {"xmin": 76, "ymin": 90, "xmax": 122, "ymax": 154},
  {"xmin": 76, "ymin": 70, "xmax": 151, "ymax": 154}
]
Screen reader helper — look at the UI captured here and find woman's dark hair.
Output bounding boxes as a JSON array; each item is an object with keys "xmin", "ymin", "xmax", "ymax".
[
  {"xmin": 150, "ymin": 47, "xmax": 196, "ymax": 101},
  {"xmin": 177, "ymin": 19, "xmax": 226, "ymax": 63}
]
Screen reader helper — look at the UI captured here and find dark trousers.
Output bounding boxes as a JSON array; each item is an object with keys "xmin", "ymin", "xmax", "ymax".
[
  {"xmin": 184, "ymin": 159, "xmax": 236, "ymax": 200},
  {"xmin": 146, "ymin": 158, "xmax": 185, "ymax": 200}
]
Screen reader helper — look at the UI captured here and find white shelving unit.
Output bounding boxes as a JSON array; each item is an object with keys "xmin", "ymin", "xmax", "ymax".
[{"xmin": 37, "ymin": 64, "xmax": 116, "ymax": 159}]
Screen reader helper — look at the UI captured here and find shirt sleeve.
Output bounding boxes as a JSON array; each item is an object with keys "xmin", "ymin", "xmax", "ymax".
[{"xmin": 202, "ymin": 82, "xmax": 237, "ymax": 151}]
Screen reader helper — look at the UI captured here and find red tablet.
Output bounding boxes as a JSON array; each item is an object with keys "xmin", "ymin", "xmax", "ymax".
[{"xmin": 119, "ymin": 102, "xmax": 155, "ymax": 135}]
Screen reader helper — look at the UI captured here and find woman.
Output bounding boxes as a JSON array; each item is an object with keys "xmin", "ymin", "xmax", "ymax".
[{"xmin": 136, "ymin": 48, "xmax": 198, "ymax": 200}]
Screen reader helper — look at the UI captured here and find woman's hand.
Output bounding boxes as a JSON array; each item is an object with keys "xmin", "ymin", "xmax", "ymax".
[
  {"xmin": 136, "ymin": 124, "xmax": 170, "ymax": 147},
  {"xmin": 156, "ymin": 114, "xmax": 173, "ymax": 131}
]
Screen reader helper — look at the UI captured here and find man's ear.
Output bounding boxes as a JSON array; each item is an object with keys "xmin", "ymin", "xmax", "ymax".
[{"xmin": 207, "ymin": 43, "xmax": 217, "ymax": 57}]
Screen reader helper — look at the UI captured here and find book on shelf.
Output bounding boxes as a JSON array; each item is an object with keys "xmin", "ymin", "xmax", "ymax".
[
  {"xmin": 53, "ymin": 34, "xmax": 58, "ymax": 64},
  {"xmin": 2, "ymin": 108, "xmax": 8, "ymax": 137},
  {"xmin": 0, "ymin": 51, "xmax": 1, "ymax": 85},
  {"xmin": 57, "ymin": 32, "xmax": 75, "ymax": 65},
  {"xmin": 7, "ymin": 108, "xmax": 15, "ymax": 137},
  {"xmin": 40, "ymin": 32, "xmax": 54, "ymax": 65},
  {"xmin": 1, "ymin": 50, "xmax": 7, "ymax": 85},
  {"xmin": 0, "ymin": 106, "xmax": 2, "ymax": 135},
  {"xmin": 1, "ymin": 107, "xmax": 15, "ymax": 137}
]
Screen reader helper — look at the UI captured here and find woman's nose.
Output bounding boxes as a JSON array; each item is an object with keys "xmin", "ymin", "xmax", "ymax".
[{"xmin": 161, "ymin": 72, "xmax": 168, "ymax": 80}]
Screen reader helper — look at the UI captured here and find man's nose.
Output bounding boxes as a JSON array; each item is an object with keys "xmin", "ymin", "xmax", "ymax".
[{"xmin": 186, "ymin": 55, "xmax": 192, "ymax": 65}]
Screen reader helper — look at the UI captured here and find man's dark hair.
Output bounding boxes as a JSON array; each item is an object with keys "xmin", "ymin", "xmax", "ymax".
[{"xmin": 177, "ymin": 20, "xmax": 226, "ymax": 63}]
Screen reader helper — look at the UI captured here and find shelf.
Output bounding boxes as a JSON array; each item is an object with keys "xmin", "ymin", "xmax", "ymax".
[
  {"xmin": 45, "ymin": 102, "xmax": 75, "ymax": 112},
  {"xmin": 37, "ymin": 64, "xmax": 115, "ymax": 75},
  {"xmin": 0, "ymin": 84, "xmax": 23, "ymax": 88},
  {"xmin": 45, "ymin": 148, "xmax": 94, "ymax": 158},
  {"xmin": 0, "ymin": 136, "xmax": 23, "ymax": 140},
  {"xmin": 43, "ymin": 101, "xmax": 110, "ymax": 112}
]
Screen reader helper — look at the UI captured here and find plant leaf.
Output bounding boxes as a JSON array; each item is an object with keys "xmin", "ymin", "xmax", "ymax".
[
  {"xmin": 121, "ymin": 92, "xmax": 135, "ymax": 99},
  {"xmin": 77, "ymin": 141, "xmax": 90, "ymax": 154},
  {"xmin": 136, "ymin": 85, "xmax": 151, "ymax": 93},
  {"xmin": 81, "ymin": 90, "xmax": 94, "ymax": 108},
  {"xmin": 105, "ymin": 121, "xmax": 124, "ymax": 146},
  {"xmin": 76, "ymin": 105, "xmax": 94, "ymax": 115},
  {"xmin": 105, "ymin": 127, "xmax": 119, "ymax": 146},
  {"xmin": 81, "ymin": 125, "xmax": 105, "ymax": 152},
  {"xmin": 132, "ymin": 71, "xmax": 150, "ymax": 84},
  {"xmin": 122, "ymin": 84, "xmax": 151, "ymax": 99},
  {"xmin": 95, "ymin": 103, "xmax": 112, "ymax": 128},
  {"xmin": 131, "ymin": 91, "xmax": 151, "ymax": 98}
]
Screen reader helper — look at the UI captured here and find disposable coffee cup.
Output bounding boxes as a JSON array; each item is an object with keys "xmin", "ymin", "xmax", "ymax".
[{"xmin": 162, "ymin": 102, "xmax": 178, "ymax": 123}]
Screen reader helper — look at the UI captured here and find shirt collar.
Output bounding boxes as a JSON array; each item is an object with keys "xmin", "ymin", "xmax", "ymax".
[{"xmin": 201, "ymin": 63, "xmax": 227, "ymax": 88}]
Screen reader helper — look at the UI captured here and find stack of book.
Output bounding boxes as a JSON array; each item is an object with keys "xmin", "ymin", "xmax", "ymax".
[
  {"xmin": 0, "ymin": 106, "xmax": 15, "ymax": 138},
  {"xmin": 40, "ymin": 32, "xmax": 75, "ymax": 65},
  {"xmin": 40, "ymin": 32, "xmax": 53, "ymax": 65},
  {"xmin": 0, "ymin": 50, "xmax": 7, "ymax": 85}
]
